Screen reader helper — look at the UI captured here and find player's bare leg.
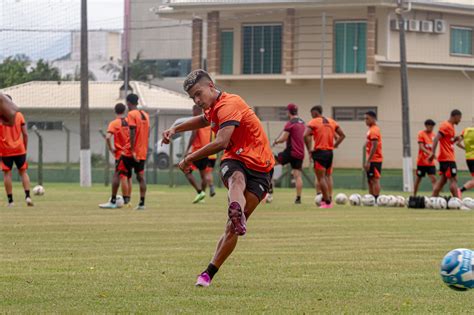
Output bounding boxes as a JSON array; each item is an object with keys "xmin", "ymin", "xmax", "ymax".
[
  {"xmin": 226, "ymin": 171, "xmax": 247, "ymax": 234},
  {"xmin": 18, "ymin": 169, "xmax": 33, "ymax": 206},
  {"xmin": 99, "ymin": 171, "xmax": 121, "ymax": 209},
  {"xmin": 372, "ymin": 178, "xmax": 381, "ymax": 197},
  {"xmin": 199, "ymin": 169, "xmax": 208, "ymax": 192},
  {"xmin": 292, "ymin": 169, "xmax": 302, "ymax": 204},
  {"xmin": 368, "ymin": 178, "xmax": 374, "ymax": 196},
  {"xmin": 327, "ymin": 173, "xmax": 334, "ymax": 200},
  {"xmin": 205, "ymin": 170, "xmax": 216, "ymax": 197},
  {"xmin": 134, "ymin": 172, "xmax": 146, "ymax": 210},
  {"xmin": 432, "ymin": 175, "xmax": 447, "ymax": 197},
  {"xmin": 3, "ymin": 170, "xmax": 14, "ymax": 206},
  {"xmin": 186, "ymin": 171, "xmax": 206, "ymax": 203},
  {"xmin": 460, "ymin": 178, "xmax": 474, "ymax": 194},
  {"xmin": 315, "ymin": 168, "xmax": 331, "ymax": 207},
  {"xmin": 448, "ymin": 177, "xmax": 459, "ymax": 197},
  {"xmin": 196, "ymin": 190, "xmax": 260, "ymax": 287}
]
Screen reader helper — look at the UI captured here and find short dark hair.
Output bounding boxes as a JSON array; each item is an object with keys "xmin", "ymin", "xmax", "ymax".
[
  {"xmin": 126, "ymin": 93, "xmax": 139, "ymax": 105},
  {"xmin": 183, "ymin": 69, "xmax": 213, "ymax": 92},
  {"xmin": 114, "ymin": 103, "xmax": 126, "ymax": 115},
  {"xmin": 365, "ymin": 110, "xmax": 377, "ymax": 119},
  {"xmin": 450, "ymin": 109, "xmax": 462, "ymax": 117},
  {"xmin": 424, "ymin": 119, "xmax": 435, "ymax": 126},
  {"xmin": 311, "ymin": 105, "xmax": 322, "ymax": 115}
]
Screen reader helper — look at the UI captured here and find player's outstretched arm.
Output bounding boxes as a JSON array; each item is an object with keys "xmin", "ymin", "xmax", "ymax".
[
  {"xmin": 162, "ymin": 115, "xmax": 209, "ymax": 145},
  {"xmin": 0, "ymin": 93, "xmax": 19, "ymax": 126}
]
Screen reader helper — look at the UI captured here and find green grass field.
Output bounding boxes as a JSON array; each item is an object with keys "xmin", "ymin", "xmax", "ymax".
[{"xmin": 1, "ymin": 184, "xmax": 473, "ymax": 313}]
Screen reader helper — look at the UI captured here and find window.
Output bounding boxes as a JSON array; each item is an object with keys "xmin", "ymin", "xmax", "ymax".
[
  {"xmin": 242, "ymin": 24, "xmax": 282, "ymax": 74},
  {"xmin": 254, "ymin": 106, "xmax": 287, "ymax": 121},
  {"xmin": 220, "ymin": 30, "xmax": 234, "ymax": 74},
  {"xmin": 334, "ymin": 21, "xmax": 367, "ymax": 73},
  {"xmin": 27, "ymin": 121, "xmax": 63, "ymax": 130},
  {"xmin": 332, "ymin": 107, "xmax": 377, "ymax": 121},
  {"xmin": 450, "ymin": 27, "xmax": 472, "ymax": 56}
]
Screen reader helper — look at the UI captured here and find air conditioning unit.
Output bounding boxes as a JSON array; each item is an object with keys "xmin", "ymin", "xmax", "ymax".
[
  {"xmin": 434, "ymin": 19, "xmax": 447, "ymax": 33},
  {"xmin": 421, "ymin": 20, "xmax": 434, "ymax": 33},
  {"xmin": 390, "ymin": 19, "xmax": 408, "ymax": 31},
  {"xmin": 408, "ymin": 19, "xmax": 421, "ymax": 32}
]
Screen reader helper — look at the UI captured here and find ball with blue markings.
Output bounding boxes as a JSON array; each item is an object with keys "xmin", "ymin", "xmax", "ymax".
[{"xmin": 440, "ymin": 248, "xmax": 474, "ymax": 291}]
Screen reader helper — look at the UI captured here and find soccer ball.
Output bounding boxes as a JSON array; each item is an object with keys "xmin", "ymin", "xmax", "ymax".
[
  {"xmin": 314, "ymin": 193, "xmax": 323, "ymax": 206},
  {"xmin": 32, "ymin": 185, "xmax": 45, "ymax": 196},
  {"xmin": 462, "ymin": 197, "xmax": 474, "ymax": 210},
  {"xmin": 424, "ymin": 196, "xmax": 432, "ymax": 209},
  {"xmin": 349, "ymin": 194, "xmax": 361, "ymax": 206},
  {"xmin": 361, "ymin": 194, "xmax": 376, "ymax": 207},
  {"xmin": 436, "ymin": 197, "xmax": 448, "ymax": 210},
  {"xmin": 448, "ymin": 197, "xmax": 462, "ymax": 210},
  {"xmin": 377, "ymin": 195, "xmax": 389, "ymax": 207},
  {"xmin": 335, "ymin": 193, "xmax": 348, "ymax": 205},
  {"xmin": 395, "ymin": 196, "xmax": 405, "ymax": 207},
  {"xmin": 387, "ymin": 195, "xmax": 398, "ymax": 207},
  {"xmin": 115, "ymin": 195, "xmax": 125, "ymax": 208},
  {"xmin": 440, "ymin": 248, "xmax": 474, "ymax": 291}
]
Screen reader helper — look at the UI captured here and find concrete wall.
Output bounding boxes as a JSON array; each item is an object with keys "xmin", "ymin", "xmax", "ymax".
[
  {"xmin": 216, "ymin": 68, "xmax": 474, "ymax": 169},
  {"xmin": 22, "ymin": 109, "xmax": 190, "ymax": 163}
]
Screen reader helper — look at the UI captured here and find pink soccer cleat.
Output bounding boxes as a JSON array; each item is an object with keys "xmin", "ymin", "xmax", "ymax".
[
  {"xmin": 319, "ymin": 201, "xmax": 333, "ymax": 209},
  {"xmin": 195, "ymin": 272, "xmax": 211, "ymax": 287},
  {"xmin": 228, "ymin": 202, "xmax": 247, "ymax": 236}
]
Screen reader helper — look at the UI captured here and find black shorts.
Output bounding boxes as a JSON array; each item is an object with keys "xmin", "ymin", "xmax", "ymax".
[
  {"xmin": 1, "ymin": 154, "xmax": 27, "ymax": 171},
  {"xmin": 367, "ymin": 162, "xmax": 382, "ymax": 179},
  {"xmin": 118, "ymin": 156, "xmax": 146, "ymax": 178},
  {"xmin": 416, "ymin": 165, "xmax": 436, "ymax": 177},
  {"xmin": 467, "ymin": 160, "xmax": 474, "ymax": 175},
  {"xmin": 193, "ymin": 158, "xmax": 210, "ymax": 171},
  {"xmin": 220, "ymin": 159, "xmax": 271, "ymax": 202},
  {"xmin": 312, "ymin": 150, "xmax": 333, "ymax": 171},
  {"xmin": 208, "ymin": 158, "xmax": 216, "ymax": 168},
  {"xmin": 276, "ymin": 149, "xmax": 303, "ymax": 170},
  {"xmin": 439, "ymin": 161, "xmax": 457, "ymax": 178}
]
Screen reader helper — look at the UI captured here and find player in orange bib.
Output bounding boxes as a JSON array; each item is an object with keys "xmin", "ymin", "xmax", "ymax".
[
  {"xmin": 0, "ymin": 98, "xmax": 33, "ymax": 207},
  {"xmin": 413, "ymin": 119, "xmax": 437, "ymax": 196},
  {"xmin": 429, "ymin": 110, "xmax": 462, "ymax": 198},
  {"xmin": 162, "ymin": 70, "xmax": 274, "ymax": 287},
  {"xmin": 0, "ymin": 93, "xmax": 18, "ymax": 126},
  {"xmin": 304, "ymin": 105, "xmax": 345, "ymax": 208},
  {"xmin": 121, "ymin": 94, "xmax": 150, "ymax": 210},
  {"xmin": 184, "ymin": 105, "xmax": 217, "ymax": 204},
  {"xmin": 364, "ymin": 111, "xmax": 383, "ymax": 200},
  {"xmin": 99, "ymin": 103, "xmax": 133, "ymax": 209}
]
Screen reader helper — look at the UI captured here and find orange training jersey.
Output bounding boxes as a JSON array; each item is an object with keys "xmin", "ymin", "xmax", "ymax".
[
  {"xmin": 437, "ymin": 120, "xmax": 456, "ymax": 162},
  {"xmin": 127, "ymin": 109, "xmax": 150, "ymax": 160},
  {"xmin": 0, "ymin": 112, "xmax": 26, "ymax": 157},
  {"xmin": 192, "ymin": 125, "xmax": 217, "ymax": 160},
  {"xmin": 307, "ymin": 116, "xmax": 339, "ymax": 151},
  {"xmin": 107, "ymin": 117, "xmax": 131, "ymax": 160},
  {"xmin": 417, "ymin": 130, "xmax": 435, "ymax": 166},
  {"xmin": 204, "ymin": 92, "xmax": 274, "ymax": 173},
  {"xmin": 366, "ymin": 124, "xmax": 383, "ymax": 163}
]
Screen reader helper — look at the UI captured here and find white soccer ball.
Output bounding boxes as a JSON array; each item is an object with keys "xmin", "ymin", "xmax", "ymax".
[
  {"xmin": 115, "ymin": 195, "xmax": 125, "ymax": 208},
  {"xmin": 396, "ymin": 196, "xmax": 406, "ymax": 208},
  {"xmin": 462, "ymin": 197, "xmax": 474, "ymax": 210},
  {"xmin": 314, "ymin": 193, "xmax": 323, "ymax": 206},
  {"xmin": 335, "ymin": 193, "xmax": 348, "ymax": 205},
  {"xmin": 349, "ymin": 194, "xmax": 362, "ymax": 206},
  {"xmin": 429, "ymin": 197, "xmax": 439, "ymax": 209},
  {"xmin": 361, "ymin": 194, "xmax": 376, "ymax": 207},
  {"xmin": 32, "ymin": 185, "xmax": 45, "ymax": 196},
  {"xmin": 437, "ymin": 197, "xmax": 448, "ymax": 209},
  {"xmin": 448, "ymin": 197, "xmax": 462, "ymax": 210},
  {"xmin": 440, "ymin": 248, "xmax": 474, "ymax": 291},
  {"xmin": 377, "ymin": 195, "xmax": 389, "ymax": 207},
  {"xmin": 387, "ymin": 195, "xmax": 398, "ymax": 207},
  {"xmin": 424, "ymin": 196, "xmax": 432, "ymax": 209}
]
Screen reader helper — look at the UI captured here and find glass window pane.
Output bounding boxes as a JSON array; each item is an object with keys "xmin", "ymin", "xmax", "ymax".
[{"xmin": 242, "ymin": 26, "xmax": 253, "ymax": 74}]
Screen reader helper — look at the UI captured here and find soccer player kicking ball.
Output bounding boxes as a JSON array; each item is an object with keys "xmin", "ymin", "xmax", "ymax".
[
  {"xmin": 184, "ymin": 105, "xmax": 217, "ymax": 204},
  {"xmin": 429, "ymin": 110, "xmax": 462, "ymax": 198},
  {"xmin": 455, "ymin": 125, "xmax": 474, "ymax": 195},
  {"xmin": 0, "ymin": 101, "xmax": 33, "ymax": 207},
  {"xmin": 413, "ymin": 119, "xmax": 437, "ymax": 196},
  {"xmin": 162, "ymin": 70, "xmax": 274, "ymax": 287},
  {"xmin": 99, "ymin": 103, "xmax": 132, "ymax": 209},
  {"xmin": 304, "ymin": 105, "xmax": 345, "ymax": 208},
  {"xmin": 364, "ymin": 111, "xmax": 383, "ymax": 200}
]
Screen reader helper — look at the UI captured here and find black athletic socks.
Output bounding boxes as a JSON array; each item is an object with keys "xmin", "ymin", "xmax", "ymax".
[
  {"xmin": 25, "ymin": 190, "xmax": 30, "ymax": 198},
  {"xmin": 7, "ymin": 194, "xmax": 13, "ymax": 203},
  {"xmin": 461, "ymin": 186, "xmax": 467, "ymax": 193},
  {"xmin": 123, "ymin": 196, "xmax": 130, "ymax": 204},
  {"xmin": 139, "ymin": 197, "xmax": 145, "ymax": 206},
  {"xmin": 205, "ymin": 263, "xmax": 219, "ymax": 279},
  {"xmin": 111, "ymin": 195, "xmax": 117, "ymax": 204}
]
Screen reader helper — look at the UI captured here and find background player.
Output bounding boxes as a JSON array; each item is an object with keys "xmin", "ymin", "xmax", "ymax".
[
  {"xmin": 0, "ymin": 93, "xmax": 18, "ymax": 126},
  {"xmin": 364, "ymin": 111, "xmax": 383, "ymax": 200},
  {"xmin": 456, "ymin": 125, "xmax": 474, "ymax": 195},
  {"xmin": 413, "ymin": 119, "xmax": 437, "ymax": 196}
]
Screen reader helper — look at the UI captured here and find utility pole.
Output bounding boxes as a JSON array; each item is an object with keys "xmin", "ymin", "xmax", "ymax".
[
  {"xmin": 320, "ymin": 12, "xmax": 326, "ymax": 107},
  {"xmin": 80, "ymin": 0, "xmax": 91, "ymax": 186},
  {"xmin": 396, "ymin": 0, "xmax": 413, "ymax": 192},
  {"xmin": 122, "ymin": 0, "xmax": 131, "ymax": 96}
]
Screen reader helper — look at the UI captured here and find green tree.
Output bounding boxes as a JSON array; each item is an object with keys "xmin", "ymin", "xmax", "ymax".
[
  {"xmin": 0, "ymin": 55, "xmax": 31, "ymax": 88},
  {"xmin": 101, "ymin": 53, "xmax": 161, "ymax": 81},
  {"xmin": 29, "ymin": 59, "xmax": 62, "ymax": 81}
]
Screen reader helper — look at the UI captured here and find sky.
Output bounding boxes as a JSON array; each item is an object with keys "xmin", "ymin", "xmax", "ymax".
[{"xmin": 0, "ymin": 0, "xmax": 124, "ymax": 60}]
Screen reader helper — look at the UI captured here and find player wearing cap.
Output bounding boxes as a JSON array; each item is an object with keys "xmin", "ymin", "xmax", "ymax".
[{"xmin": 272, "ymin": 103, "xmax": 305, "ymax": 204}]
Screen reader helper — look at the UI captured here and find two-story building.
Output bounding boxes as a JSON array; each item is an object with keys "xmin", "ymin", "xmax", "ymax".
[{"xmin": 158, "ymin": 0, "xmax": 474, "ymax": 169}]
